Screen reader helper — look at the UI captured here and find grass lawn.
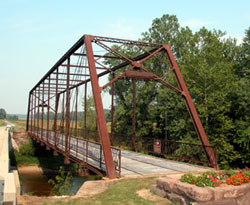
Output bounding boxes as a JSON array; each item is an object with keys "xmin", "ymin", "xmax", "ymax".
[
  {"xmin": 0, "ymin": 119, "xmax": 7, "ymax": 126},
  {"xmin": 44, "ymin": 177, "xmax": 173, "ymax": 205},
  {"xmin": 8, "ymin": 119, "xmax": 26, "ymax": 131},
  {"xmin": 14, "ymin": 120, "xmax": 26, "ymax": 128}
]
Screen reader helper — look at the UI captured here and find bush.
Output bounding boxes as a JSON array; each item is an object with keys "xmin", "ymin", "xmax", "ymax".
[
  {"xmin": 14, "ymin": 138, "xmax": 38, "ymax": 165},
  {"xmin": 48, "ymin": 166, "xmax": 74, "ymax": 196},
  {"xmin": 18, "ymin": 139, "xmax": 35, "ymax": 156}
]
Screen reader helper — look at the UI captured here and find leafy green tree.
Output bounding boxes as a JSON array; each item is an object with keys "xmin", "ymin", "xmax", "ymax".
[
  {"xmin": 48, "ymin": 166, "xmax": 74, "ymax": 196},
  {"xmin": 141, "ymin": 17, "xmax": 240, "ymax": 168},
  {"xmin": 0, "ymin": 108, "xmax": 7, "ymax": 119},
  {"xmin": 79, "ymin": 95, "xmax": 97, "ymax": 132},
  {"xmin": 105, "ymin": 14, "xmax": 249, "ymax": 168},
  {"xmin": 230, "ymin": 28, "xmax": 250, "ymax": 166},
  {"xmin": 7, "ymin": 115, "xmax": 19, "ymax": 121}
]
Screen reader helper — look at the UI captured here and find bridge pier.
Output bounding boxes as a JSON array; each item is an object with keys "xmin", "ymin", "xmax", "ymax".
[
  {"xmin": 64, "ymin": 157, "xmax": 70, "ymax": 165},
  {"xmin": 53, "ymin": 150, "xmax": 59, "ymax": 156},
  {"xmin": 79, "ymin": 166, "xmax": 89, "ymax": 177}
]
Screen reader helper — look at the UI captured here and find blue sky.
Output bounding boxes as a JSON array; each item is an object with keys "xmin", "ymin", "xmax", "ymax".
[{"xmin": 0, "ymin": 0, "xmax": 249, "ymax": 114}]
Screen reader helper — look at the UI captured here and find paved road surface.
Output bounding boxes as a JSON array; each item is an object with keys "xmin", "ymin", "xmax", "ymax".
[
  {"xmin": 120, "ymin": 149, "xmax": 210, "ymax": 176},
  {"xmin": 29, "ymin": 130, "xmax": 211, "ymax": 177}
]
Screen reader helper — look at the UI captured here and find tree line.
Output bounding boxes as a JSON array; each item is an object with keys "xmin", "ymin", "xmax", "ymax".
[{"xmin": 0, "ymin": 108, "xmax": 19, "ymax": 120}]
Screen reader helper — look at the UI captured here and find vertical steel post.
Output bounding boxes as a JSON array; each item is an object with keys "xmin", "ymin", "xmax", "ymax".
[
  {"xmin": 84, "ymin": 82, "xmax": 87, "ymax": 139},
  {"xmin": 54, "ymin": 68, "xmax": 59, "ymax": 148},
  {"xmin": 34, "ymin": 91, "xmax": 36, "ymax": 133},
  {"xmin": 41, "ymin": 82, "xmax": 45, "ymax": 139},
  {"xmin": 65, "ymin": 57, "xmax": 71, "ymax": 153},
  {"xmin": 30, "ymin": 94, "xmax": 33, "ymax": 132},
  {"xmin": 75, "ymin": 87, "xmax": 78, "ymax": 136},
  {"xmin": 163, "ymin": 45, "xmax": 217, "ymax": 167},
  {"xmin": 132, "ymin": 79, "xmax": 136, "ymax": 151},
  {"xmin": 26, "ymin": 92, "xmax": 31, "ymax": 131},
  {"xmin": 33, "ymin": 93, "xmax": 36, "ymax": 131},
  {"xmin": 32, "ymin": 90, "xmax": 37, "ymax": 134},
  {"xmin": 37, "ymin": 87, "xmax": 40, "ymax": 138},
  {"xmin": 111, "ymin": 73, "xmax": 114, "ymax": 145},
  {"xmin": 47, "ymin": 76, "xmax": 50, "ymax": 144},
  {"xmin": 42, "ymin": 81, "xmax": 45, "ymax": 139},
  {"xmin": 95, "ymin": 118, "xmax": 98, "ymax": 142},
  {"xmin": 62, "ymin": 93, "xmax": 65, "ymax": 132},
  {"xmin": 84, "ymin": 35, "xmax": 116, "ymax": 179}
]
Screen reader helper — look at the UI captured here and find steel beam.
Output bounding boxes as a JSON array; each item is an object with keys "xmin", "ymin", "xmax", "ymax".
[
  {"xmin": 84, "ymin": 82, "xmax": 87, "ymax": 139},
  {"xmin": 111, "ymin": 73, "xmax": 114, "ymax": 145},
  {"xmin": 46, "ymin": 75, "xmax": 50, "ymax": 144},
  {"xmin": 163, "ymin": 45, "xmax": 217, "ymax": 167},
  {"xmin": 26, "ymin": 92, "xmax": 31, "ymax": 131},
  {"xmin": 54, "ymin": 68, "xmax": 59, "ymax": 149},
  {"xmin": 65, "ymin": 57, "xmax": 71, "ymax": 153},
  {"xmin": 132, "ymin": 79, "xmax": 136, "ymax": 151},
  {"xmin": 84, "ymin": 35, "xmax": 116, "ymax": 179}
]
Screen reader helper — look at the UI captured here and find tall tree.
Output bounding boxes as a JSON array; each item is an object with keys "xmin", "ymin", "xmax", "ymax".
[
  {"xmin": 230, "ymin": 28, "xmax": 250, "ymax": 166},
  {"xmin": 80, "ymin": 95, "xmax": 97, "ymax": 132},
  {"xmin": 142, "ymin": 17, "xmax": 241, "ymax": 168},
  {"xmin": 0, "ymin": 108, "xmax": 7, "ymax": 119}
]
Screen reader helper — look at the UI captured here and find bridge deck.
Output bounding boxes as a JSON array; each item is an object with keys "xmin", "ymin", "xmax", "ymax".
[
  {"xmin": 29, "ymin": 130, "xmax": 121, "ymax": 176},
  {"xmin": 120, "ymin": 150, "xmax": 210, "ymax": 176},
  {"xmin": 29, "ymin": 129, "xmax": 210, "ymax": 177}
]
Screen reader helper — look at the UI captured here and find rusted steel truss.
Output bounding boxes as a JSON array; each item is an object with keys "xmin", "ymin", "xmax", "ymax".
[{"xmin": 27, "ymin": 35, "xmax": 217, "ymax": 179}]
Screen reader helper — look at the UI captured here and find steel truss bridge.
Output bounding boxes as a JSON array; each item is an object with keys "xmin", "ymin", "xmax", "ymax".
[{"xmin": 27, "ymin": 35, "xmax": 218, "ymax": 179}]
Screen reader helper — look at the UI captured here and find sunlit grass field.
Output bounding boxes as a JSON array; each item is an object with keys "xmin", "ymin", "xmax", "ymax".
[
  {"xmin": 27, "ymin": 120, "xmax": 111, "ymax": 132},
  {"xmin": 0, "ymin": 119, "xmax": 7, "ymax": 127},
  {"xmin": 44, "ymin": 176, "xmax": 174, "ymax": 205}
]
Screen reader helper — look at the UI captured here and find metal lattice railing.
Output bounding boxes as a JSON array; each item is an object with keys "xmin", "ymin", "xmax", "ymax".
[
  {"xmin": 110, "ymin": 133, "xmax": 217, "ymax": 168},
  {"xmin": 29, "ymin": 128, "xmax": 121, "ymax": 176}
]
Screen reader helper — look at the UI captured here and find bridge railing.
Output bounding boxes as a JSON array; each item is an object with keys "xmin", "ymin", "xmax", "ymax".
[
  {"xmin": 141, "ymin": 137, "xmax": 217, "ymax": 168},
  {"xmin": 69, "ymin": 135, "xmax": 121, "ymax": 176},
  {"xmin": 110, "ymin": 133, "xmax": 217, "ymax": 168},
  {"xmin": 28, "ymin": 128, "xmax": 121, "ymax": 177}
]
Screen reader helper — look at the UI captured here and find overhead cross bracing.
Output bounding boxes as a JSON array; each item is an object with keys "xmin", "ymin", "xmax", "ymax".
[{"xmin": 27, "ymin": 35, "xmax": 217, "ymax": 179}]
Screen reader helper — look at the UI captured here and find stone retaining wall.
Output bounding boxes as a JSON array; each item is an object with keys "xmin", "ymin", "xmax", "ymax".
[{"xmin": 151, "ymin": 177, "xmax": 250, "ymax": 205}]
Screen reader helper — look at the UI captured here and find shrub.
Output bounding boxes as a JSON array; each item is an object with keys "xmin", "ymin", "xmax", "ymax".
[{"xmin": 48, "ymin": 166, "xmax": 74, "ymax": 196}]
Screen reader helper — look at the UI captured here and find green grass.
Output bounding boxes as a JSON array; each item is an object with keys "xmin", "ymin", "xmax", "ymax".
[
  {"xmin": 10, "ymin": 137, "xmax": 81, "ymax": 175},
  {"xmin": 0, "ymin": 120, "xmax": 7, "ymax": 127},
  {"xmin": 9, "ymin": 120, "xmax": 26, "ymax": 132},
  {"xmin": 10, "ymin": 138, "xmax": 39, "ymax": 166},
  {"xmin": 15, "ymin": 154, "xmax": 40, "ymax": 165},
  {"xmin": 15, "ymin": 120, "xmax": 26, "ymax": 128},
  {"xmin": 44, "ymin": 177, "xmax": 173, "ymax": 205}
]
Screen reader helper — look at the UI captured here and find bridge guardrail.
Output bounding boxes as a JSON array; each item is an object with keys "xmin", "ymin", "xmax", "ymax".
[
  {"xmin": 110, "ymin": 133, "xmax": 217, "ymax": 168},
  {"xmin": 28, "ymin": 128, "xmax": 121, "ymax": 177}
]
